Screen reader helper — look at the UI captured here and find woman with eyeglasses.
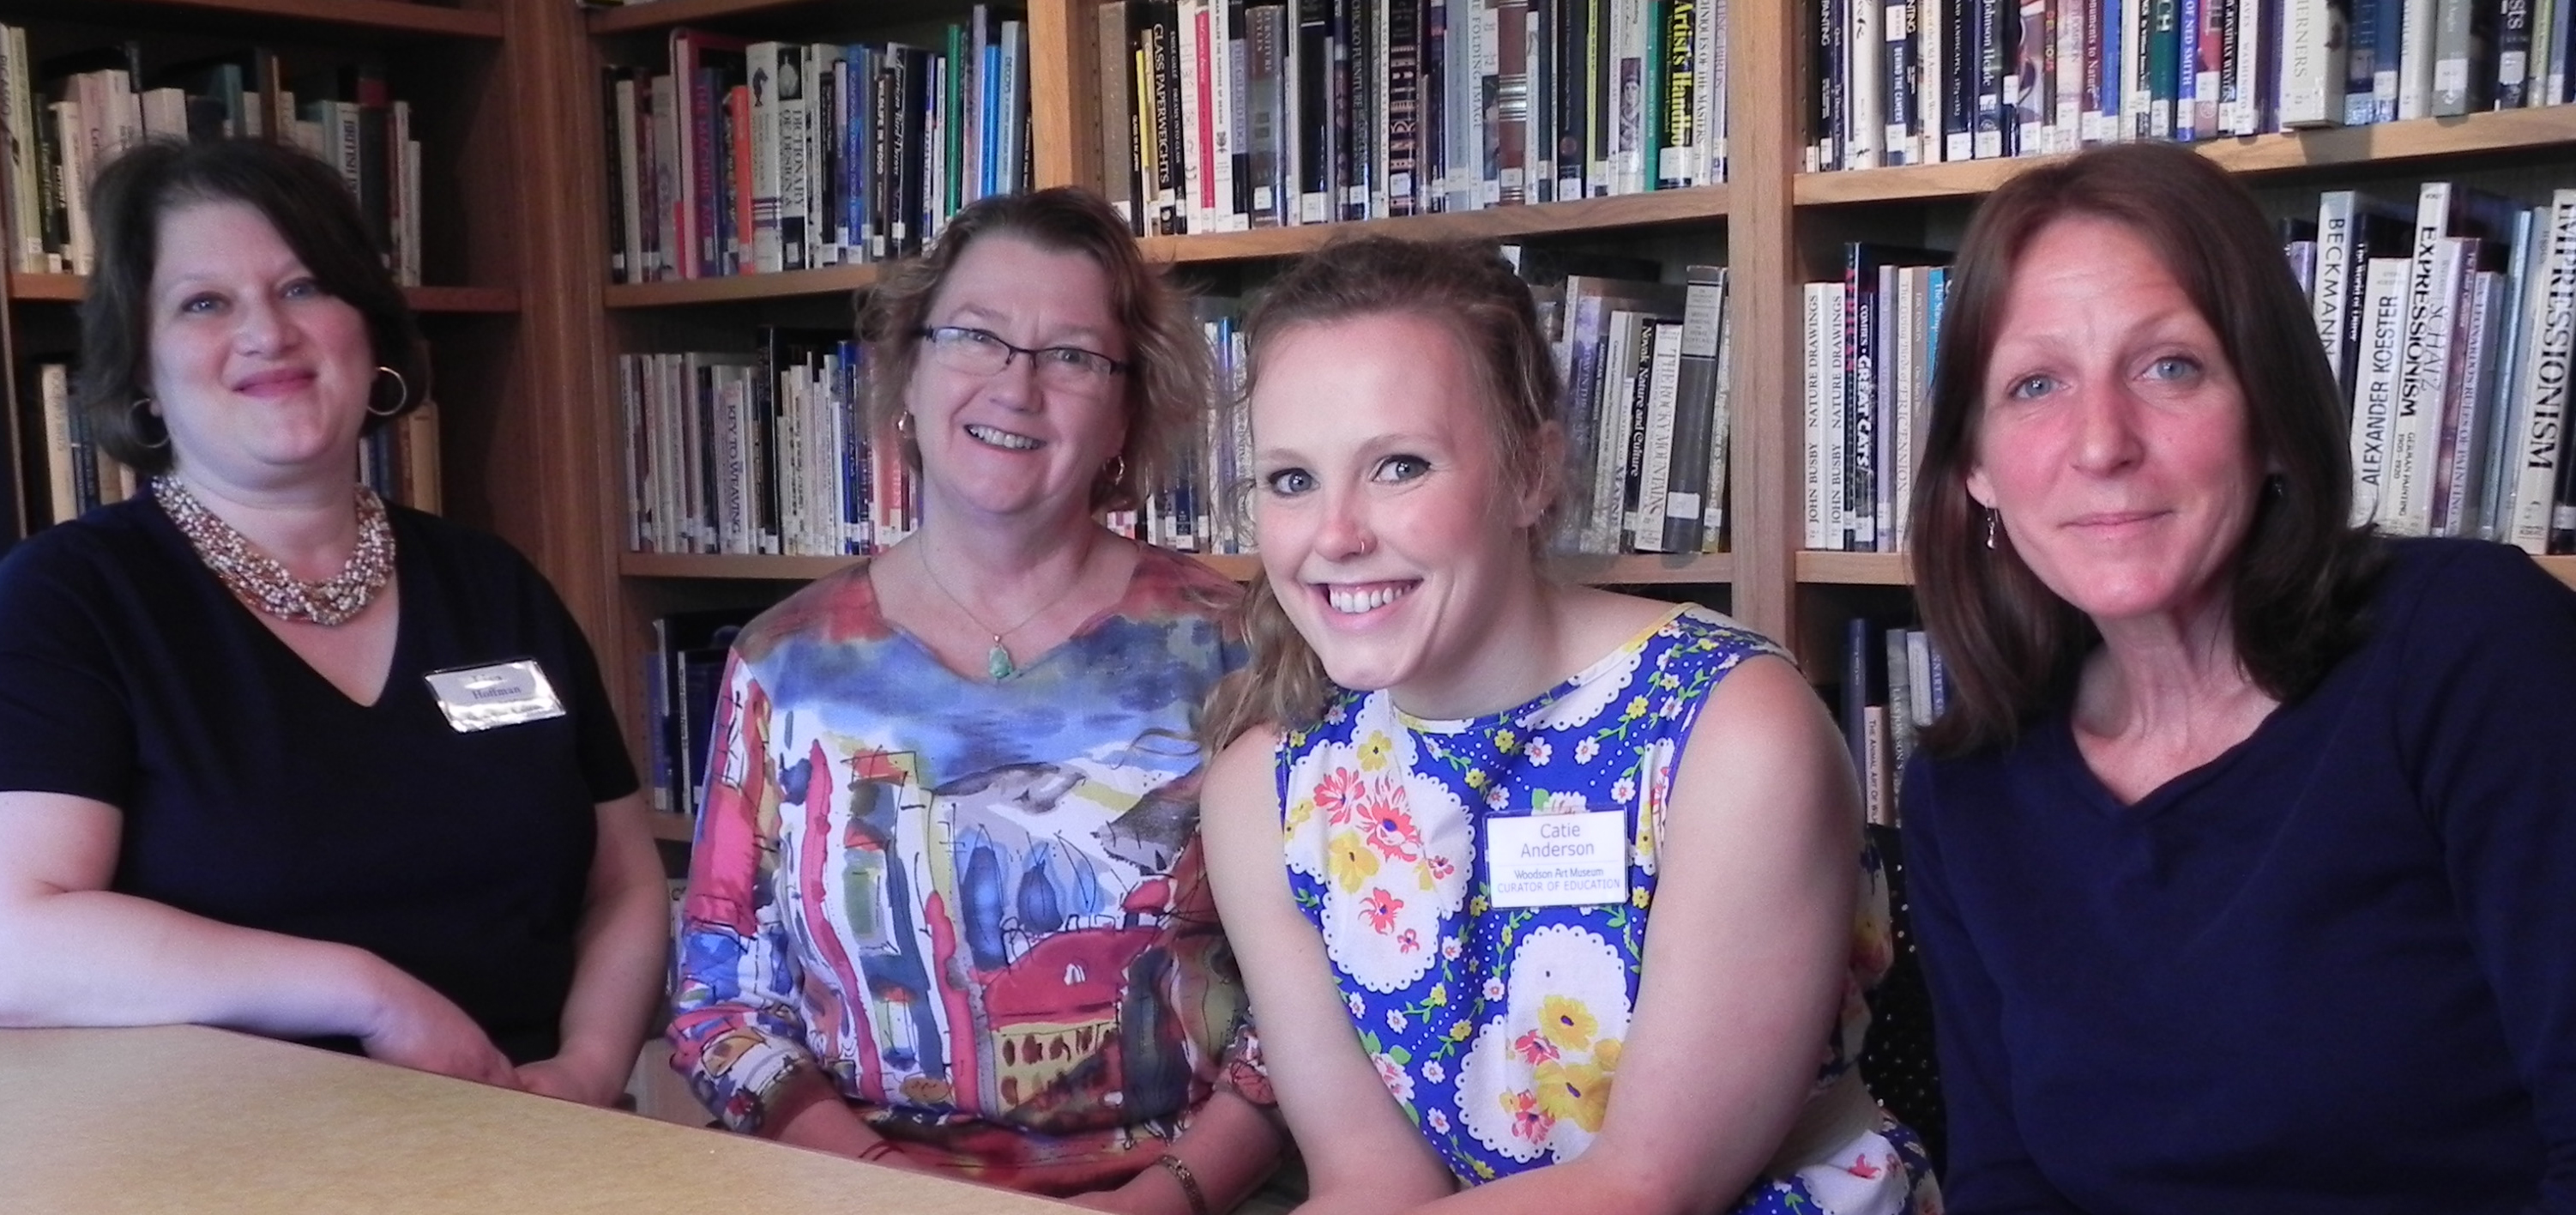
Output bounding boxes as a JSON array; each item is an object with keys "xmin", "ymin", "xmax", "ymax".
[{"xmin": 667, "ymin": 188, "xmax": 1283, "ymax": 1215}]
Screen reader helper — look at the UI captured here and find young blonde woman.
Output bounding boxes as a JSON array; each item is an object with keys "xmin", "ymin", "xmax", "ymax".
[{"xmin": 1198, "ymin": 237, "xmax": 1939, "ymax": 1215}]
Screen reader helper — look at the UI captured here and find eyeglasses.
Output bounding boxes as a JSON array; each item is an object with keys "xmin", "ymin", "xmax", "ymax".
[{"xmin": 916, "ymin": 325, "xmax": 1128, "ymax": 390}]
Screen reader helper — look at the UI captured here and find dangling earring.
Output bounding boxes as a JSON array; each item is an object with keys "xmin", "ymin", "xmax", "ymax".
[
  {"xmin": 896, "ymin": 411, "xmax": 916, "ymax": 439},
  {"xmin": 366, "ymin": 366, "xmax": 409, "ymax": 418},
  {"xmin": 1984, "ymin": 508, "xmax": 2000, "ymax": 550},
  {"xmin": 130, "ymin": 397, "xmax": 170, "ymax": 449}
]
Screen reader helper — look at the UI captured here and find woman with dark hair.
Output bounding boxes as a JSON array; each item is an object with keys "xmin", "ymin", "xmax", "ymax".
[
  {"xmin": 667, "ymin": 186, "xmax": 1283, "ymax": 1214},
  {"xmin": 1197, "ymin": 237, "xmax": 1939, "ymax": 1215},
  {"xmin": 0, "ymin": 137, "xmax": 668, "ymax": 1103},
  {"xmin": 1903, "ymin": 139, "xmax": 2576, "ymax": 1212}
]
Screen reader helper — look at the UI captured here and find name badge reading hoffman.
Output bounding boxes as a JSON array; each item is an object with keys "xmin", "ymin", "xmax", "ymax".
[
  {"xmin": 424, "ymin": 660, "xmax": 566, "ymax": 732},
  {"xmin": 1487, "ymin": 809, "xmax": 1628, "ymax": 909}
]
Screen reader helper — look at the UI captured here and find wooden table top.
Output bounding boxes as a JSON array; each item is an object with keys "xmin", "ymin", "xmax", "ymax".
[{"xmin": 0, "ymin": 1025, "xmax": 1076, "ymax": 1214}]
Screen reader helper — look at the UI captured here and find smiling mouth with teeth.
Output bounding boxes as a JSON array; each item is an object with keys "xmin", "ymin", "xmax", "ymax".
[
  {"xmin": 1325, "ymin": 583, "xmax": 1414, "ymax": 614},
  {"xmin": 965, "ymin": 423, "xmax": 1041, "ymax": 450}
]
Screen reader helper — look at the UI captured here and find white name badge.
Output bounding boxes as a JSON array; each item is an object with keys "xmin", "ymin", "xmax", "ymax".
[
  {"xmin": 1487, "ymin": 809, "xmax": 1629, "ymax": 909},
  {"xmin": 423, "ymin": 660, "xmax": 567, "ymax": 733}
]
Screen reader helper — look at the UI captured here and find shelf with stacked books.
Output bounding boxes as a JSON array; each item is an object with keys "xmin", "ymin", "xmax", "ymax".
[
  {"xmin": 585, "ymin": 0, "xmax": 985, "ymax": 37},
  {"xmin": 624, "ymin": 548, "xmax": 1734, "ymax": 583},
  {"xmin": 87, "ymin": 0, "xmax": 503, "ymax": 40},
  {"xmin": 1137, "ymin": 186, "xmax": 1734, "ymax": 263},
  {"xmin": 600, "ymin": 262, "xmax": 882, "ymax": 306},
  {"xmin": 1795, "ymin": 110, "xmax": 2576, "ymax": 208}
]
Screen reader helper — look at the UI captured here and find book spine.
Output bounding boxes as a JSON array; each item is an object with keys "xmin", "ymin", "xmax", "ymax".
[
  {"xmin": 2512, "ymin": 192, "xmax": 2576, "ymax": 551},
  {"xmin": 2350, "ymin": 256, "xmax": 2411, "ymax": 526}
]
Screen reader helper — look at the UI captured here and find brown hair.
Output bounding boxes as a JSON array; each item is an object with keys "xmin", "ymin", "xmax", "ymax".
[
  {"xmin": 858, "ymin": 186, "xmax": 1209, "ymax": 513},
  {"xmin": 79, "ymin": 137, "xmax": 427, "ymax": 476},
  {"xmin": 1201, "ymin": 237, "xmax": 1564, "ymax": 748},
  {"xmin": 1909, "ymin": 141, "xmax": 2382, "ymax": 756}
]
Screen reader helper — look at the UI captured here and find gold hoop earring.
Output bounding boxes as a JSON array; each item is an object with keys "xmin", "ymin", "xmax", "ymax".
[
  {"xmin": 130, "ymin": 397, "xmax": 170, "ymax": 449},
  {"xmin": 1103, "ymin": 454, "xmax": 1126, "ymax": 487},
  {"xmin": 367, "ymin": 366, "xmax": 409, "ymax": 418},
  {"xmin": 896, "ymin": 411, "xmax": 916, "ymax": 439}
]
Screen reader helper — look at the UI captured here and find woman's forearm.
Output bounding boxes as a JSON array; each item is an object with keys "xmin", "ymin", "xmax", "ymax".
[{"xmin": 539, "ymin": 795, "xmax": 672, "ymax": 1102}]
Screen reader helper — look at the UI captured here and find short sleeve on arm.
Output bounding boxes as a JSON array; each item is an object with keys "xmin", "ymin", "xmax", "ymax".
[{"xmin": 0, "ymin": 535, "xmax": 139, "ymax": 803}]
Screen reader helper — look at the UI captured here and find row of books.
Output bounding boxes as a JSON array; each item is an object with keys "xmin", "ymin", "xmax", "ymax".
[
  {"xmin": 601, "ymin": 13, "xmax": 1031, "ymax": 283},
  {"xmin": 0, "ymin": 32, "xmax": 424, "ymax": 283},
  {"xmin": 2311, "ymin": 183, "xmax": 2576, "ymax": 551},
  {"xmin": 1541, "ymin": 261, "xmax": 1734, "ymax": 554},
  {"xmin": 1801, "ymin": 245, "xmax": 1950, "ymax": 553},
  {"xmin": 1099, "ymin": 0, "xmax": 1728, "ymax": 238},
  {"xmin": 618, "ymin": 249, "xmax": 1734, "ymax": 563},
  {"xmin": 617, "ymin": 315, "xmax": 1250, "ymax": 560},
  {"xmin": 16, "ymin": 361, "xmax": 440, "ymax": 527},
  {"xmin": 1802, "ymin": 180, "xmax": 2576, "ymax": 558},
  {"xmin": 1838, "ymin": 618, "xmax": 1950, "ymax": 826},
  {"xmin": 1810, "ymin": 0, "xmax": 2575, "ymax": 172}
]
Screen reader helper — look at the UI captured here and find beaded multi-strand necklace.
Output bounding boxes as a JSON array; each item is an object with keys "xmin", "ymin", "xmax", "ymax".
[{"xmin": 152, "ymin": 475, "xmax": 395, "ymax": 627}]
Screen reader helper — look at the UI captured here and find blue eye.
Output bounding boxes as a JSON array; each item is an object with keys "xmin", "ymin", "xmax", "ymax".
[
  {"xmin": 1374, "ymin": 455, "xmax": 1431, "ymax": 482},
  {"xmin": 2006, "ymin": 375, "xmax": 2056, "ymax": 401},
  {"xmin": 181, "ymin": 293, "xmax": 224, "ymax": 315},
  {"xmin": 2145, "ymin": 355, "xmax": 2201, "ymax": 382},
  {"xmin": 1262, "ymin": 468, "xmax": 1316, "ymax": 497},
  {"xmin": 282, "ymin": 279, "xmax": 323, "ymax": 300}
]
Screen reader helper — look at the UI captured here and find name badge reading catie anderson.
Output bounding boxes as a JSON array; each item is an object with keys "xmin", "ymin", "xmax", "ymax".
[
  {"xmin": 424, "ymin": 660, "xmax": 567, "ymax": 732},
  {"xmin": 1487, "ymin": 808, "xmax": 1628, "ymax": 909}
]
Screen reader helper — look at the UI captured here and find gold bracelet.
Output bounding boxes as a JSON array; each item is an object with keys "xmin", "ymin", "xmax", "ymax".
[{"xmin": 1154, "ymin": 1152, "xmax": 1210, "ymax": 1215}]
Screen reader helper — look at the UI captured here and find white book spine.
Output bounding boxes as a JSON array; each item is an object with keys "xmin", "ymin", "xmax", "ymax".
[
  {"xmin": 2350, "ymin": 257, "xmax": 2412, "ymax": 527},
  {"xmin": 1849, "ymin": 0, "xmax": 1884, "ymax": 169},
  {"xmin": 2391, "ymin": 232, "xmax": 2470, "ymax": 535},
  {"xmin": 2507, "ymin": 192, "xmax": 2576, "ymax": 552},
  {"xmin": 2280, "ymin": 0, "xmax": 2345, "ymax": 124},
  {"xmin": 1637, "ymin": 322, "xmax": 1686, "ymax": 552},
  {"xmin": 2314, "ymin": 191, "xmax": 2359, "ymax": 384},
  {"xmin": 2398, "ymin": 0, "xmax": 2437, "ymax": 118}
]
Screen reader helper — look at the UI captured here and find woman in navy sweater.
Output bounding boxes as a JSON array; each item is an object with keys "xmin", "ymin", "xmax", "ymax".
[{"xmin": 1902, "ymin": 140, "xmax": 2576, "ymax": 1213}]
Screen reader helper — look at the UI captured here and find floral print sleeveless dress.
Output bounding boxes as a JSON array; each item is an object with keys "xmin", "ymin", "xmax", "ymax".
[{"xmin": 1278, "ymin": 607, "xmax": 1940, "ymax": 1212}]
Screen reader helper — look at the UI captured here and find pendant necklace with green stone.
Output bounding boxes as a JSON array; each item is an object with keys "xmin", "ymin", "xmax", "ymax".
[{"xmin": 921, "ymin": 557, "xmax": 1054, "ymax": 681}]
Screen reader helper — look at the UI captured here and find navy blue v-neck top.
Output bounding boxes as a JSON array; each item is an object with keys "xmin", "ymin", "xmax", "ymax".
[
  {"xmin": 1905, "ymin": 538, "xmax": 2576, "ymax": 1214},
  {"xmin": 0, "ymin": 495, "xmax": 637, "ymax": 1062}
]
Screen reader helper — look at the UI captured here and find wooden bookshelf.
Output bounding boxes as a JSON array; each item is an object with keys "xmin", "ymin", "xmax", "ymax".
[
  {"xmin": 2539, "ymin": 557, "xmax": 2576, "ymax": 591},
  {"xmin": 646, "ymin": 811, "xmax": 697, "ymax": 843},
  {"xmin": 1137, "ymin": 186, "xmax": 1734, "ymax": 264},
  {"xmin": 89, "ymin": 0, "xmax": 504, "ymax": 39},
  {"xmin": 623, "ymin": 549, "xmax": 1732, "ymax": 585},
  {"xmin": 8, "ymin": 275, "xmax": 517, "ymax": 313},
  {"xmin": 1796, "ymin": 108, "xmax": 2576, "ymax": 207},
  {"xmin": 1797, "ymin": 551, "xmax": 1913, "ymax": 586},
  {"xmin": 602, "ymin": 263, "xmax": 884, "ymax": 307},
  {"xmin": 586, "ymin": 0, "xmax": 969, "ymax": 34}
]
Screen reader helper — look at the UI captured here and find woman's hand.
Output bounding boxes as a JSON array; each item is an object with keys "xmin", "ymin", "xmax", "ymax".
[
  {"xmin": 1064, "ymin": 1177, "xmax": 1189, "ymax": 1215},
  {"xmin": 512, "ymin": 1053, "xmax": 632, "ymax": 1106},
  {"xmin": 356, "ymin": 967, "xmax": 518, "ymax": 1090}
]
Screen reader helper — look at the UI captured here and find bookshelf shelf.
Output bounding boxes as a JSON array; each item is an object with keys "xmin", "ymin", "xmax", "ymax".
[
  {"xmin": 603, "ymin": 263, "xmax": 885, "ymax": 308},
  {"xmin": 94, "ymin": 0, "xmax": 504, "ymax": 38},
  {"xmin": 7, "ymin": 274, "xmax": 517, "ymax": 314},
  {"xmin": 622, "ymin": 549, "xmax": 1732, "ymax": 585},
  {"xmin": 2539, "ymin": 557, "xmax": 2576, "ymax": 591},
  {"xmin": 645, "ymin": 811, "xmax": 696, "ymax": 843},
  {"xmin": 1138, "ymin": 185, "xmax": 1734, "ymax": 264},
  {"xmin": 586, "ymin": 0, "xmax": 980, "ymax": 34},
  {"xmin": 1796, "ymin": 551, "xmax": 1912, "ymax": 585},
  {"xmin": 1796, "ymin": 108, "xmax": 2576, "ymax": 207}
]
